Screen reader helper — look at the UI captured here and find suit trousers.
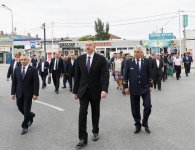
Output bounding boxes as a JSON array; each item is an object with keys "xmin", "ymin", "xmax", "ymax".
[
  {"xmin": 16, "ymin": 95, "xmax": 34, "ymax": 128},
  {"xmin": 162, "ymin": 65, "xmax": 167, "ymax": 81},
  {"xmin": 184, "ymin": 64, "xmax": 190, "ymax": 76},
  {"xmin": 174, "ymin": 65, "xmax": 181, "ymax": 80},
  {"xmin": 153, "ymin": 73, "xmax": 162, "ymax": 90},
  {"xmin": 68, "ymin": 75, "xmax": 74, "ymax": 90},
  {"xmin": 40, "ymin": 72, "xmax": 47, "ymax": 86},
  {"xmin": 130, "ymin": 90, "xmax": 152, "ymax": 128},
  {"xmin": 79, "ymin": 89, "xmax": 100, "ymax": 140},
  {"xmin": 52, "ymin": 70, "xmax": 60, "ymax": 91},
  {"xmin": 63, "ymin": 74, "xmax": 68, "ymax": 87}
]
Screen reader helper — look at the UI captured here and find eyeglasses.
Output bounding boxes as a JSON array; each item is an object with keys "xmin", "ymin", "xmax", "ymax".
[{"xmin": 20, "ymin": 59, "xmax": 27, "ymax": 61}]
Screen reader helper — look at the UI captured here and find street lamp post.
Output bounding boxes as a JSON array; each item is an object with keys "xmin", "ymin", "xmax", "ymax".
[
  {"xmin": 1, "ymin": 4, "xmax": 14, "ymax": 34},
  {"xmin": 1, "ymin": 4, "xmax": 14, "ymax": 58}
]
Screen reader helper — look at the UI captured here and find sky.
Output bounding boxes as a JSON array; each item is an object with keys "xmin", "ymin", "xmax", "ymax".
[{"xmin": 0, "ymin": 0, "xmax": 195, "ymax": 40}]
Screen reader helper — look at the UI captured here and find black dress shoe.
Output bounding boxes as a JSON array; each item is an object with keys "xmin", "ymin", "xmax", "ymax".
[
  {"xmin": 55, "ymin": 91, "xmax": 59, "ymax": 94},
  {"xmin": 76, "ymin": 140, "xmax": 88, "ymax": 149},
  {"xmin": 134, "ymin": 127, "xmax": 141, "ymax": 134},
  {"xmin": 92, "ymin": 134, "xmax": 99, "ymax": 141},
  {"xmin": 62, "ymin": 86, "xmax": 66, "ymax": 88},
  {"xmin": 145, "ymin": 126, "xmax": 151, "ymax": 133},
  {"xmin": 28, "ymin": 113, "xmax": 35, "ymax": 127},
  {"xmin": 21, "ymin": 128, "xmax": 28, "ymax": 135}
]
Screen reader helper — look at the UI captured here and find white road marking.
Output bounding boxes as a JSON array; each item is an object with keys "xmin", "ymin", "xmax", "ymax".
[{"xmin": 34, "ymin": 101, "xmax": 64, "ymax": 111}]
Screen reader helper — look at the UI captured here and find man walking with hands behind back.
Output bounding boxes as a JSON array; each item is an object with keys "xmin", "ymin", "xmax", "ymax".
[
  {"xmin": 11, "ymin": 55, "xmax": 39, "ymax": 135},
  {"xmin": 49, "ymin": 52, "xmax": 64, "ymax": 94},
  {"xmin": 123, "ymin": 45, "xmax": 153, "ymax": 134},
  {"xmin": 73, "ymin": 41, "xmax": 109, "ymax": 149}
]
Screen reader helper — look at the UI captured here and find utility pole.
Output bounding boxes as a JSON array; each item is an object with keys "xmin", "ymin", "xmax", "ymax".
[
  {"xmin": 51, "ymin": 22, "xmax": 54, "ymax": 57},
  {"xmin": 183, "ymin": 14, "xmax": 188, "ymax": 53},
  {"xmin": 41, "ymin": 23, "xmax": 47, "ymax": 59},
  {"xmin": 178, "ymin": 10, "xmax": 182, "ymax": 55}
]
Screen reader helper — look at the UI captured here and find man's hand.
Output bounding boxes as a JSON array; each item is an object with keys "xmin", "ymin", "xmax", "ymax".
[
  {"xmin": 60, "ymin": 73, "xmax": 64, "ymax": 77},
  {"xmin": 32, "ymin": 95, "xmax": 38, "ymax": 101},
  {"xmin": 11, "ymin": 95, "xmax": 16, "ymax": 100},
  {"xmin": 6, "ymin": 78, "xmax": 10, "ymax": 81},
  {"xmin": 124, "ymin": 88, "xmax": 130, "ymax": 95},
  {"xmin": 73, "ymin": 94, "xmax": 78, "ymax": 100},
  {"xmin": 101, "ymin": 91, "xmax": 107, "ymax": 98}
]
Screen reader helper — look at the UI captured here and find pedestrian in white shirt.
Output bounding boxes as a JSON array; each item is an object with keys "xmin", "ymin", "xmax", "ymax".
[{"xmin": 173, "ymin": 54, "xmax": 182, "ymax": 80}]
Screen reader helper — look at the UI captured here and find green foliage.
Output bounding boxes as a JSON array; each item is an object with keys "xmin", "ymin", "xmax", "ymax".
[
  {"xmin": 79, "ymin": 35, "xmax": 96, "ymax": 41},
  {"xmin": 94, "ymin": 18, "xmax": 110, "ymax": 40}
]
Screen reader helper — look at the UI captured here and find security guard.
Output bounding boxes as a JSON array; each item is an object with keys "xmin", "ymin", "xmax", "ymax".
[{"xmin": 123, "ymin": 45, "xmax": 153, "ymax": 134}]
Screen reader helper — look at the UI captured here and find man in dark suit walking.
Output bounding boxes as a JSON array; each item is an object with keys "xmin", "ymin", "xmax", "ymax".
[
  {"xmin": 37, "ymin": 56, "xmax": 49, "ymax": 89},
  {"xmin": 11, "ymin": 55, "xmax": 39, "ymax": 135},
  {"xmin": 49, "ymin": 52, "xmax": 64, "ymax": 94},
  {"xmin": 7, "ymin": 52, "xmax": 21, "ymax": 81},
  {"xmin": 183, "ymin": 52, "xmax": 193, "ymax": 77},
  {"xmin": 161, "ymin": 52, "xmax": 168, "ymax": 82},
  {"xmin": 152, "ymin": 53, "xmax": 164, "ymax": 91},
  {"xmin": 73, "ymin": 41, "xmax": 109, "ymax": 149},
  {"xmin": 31, "ymin": 55, "xmax": 38, "ymax": 68},
  {"xmin": 66, "ymin": 54, "xmax": 76, "ymax": 92},
  {"xmin": 123, "ymin": 45, "xmax": 153, "ymax": 134},
  {"xmin": 62, "ymin": 56, "xmax": 69, "ymax": 89}
]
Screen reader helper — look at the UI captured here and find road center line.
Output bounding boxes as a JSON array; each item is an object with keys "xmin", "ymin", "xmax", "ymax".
[{"xmin": 34, "ymin": 101, "xmax": 64, "ymax": 111}]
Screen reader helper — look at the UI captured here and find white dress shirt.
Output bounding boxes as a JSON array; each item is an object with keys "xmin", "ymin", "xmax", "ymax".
[
  {"xmin": 41, "ymin": 62, "xmax": 45, "ymax": 72},
  {"xmin": 13, "ymin": 61, "xmax": 17, "ymax": 72},
  {"xmin": 54, "ymin": 58, "xmax": 58, "ymax": 70},
  {"xmin": 21, "ymin": 64, "xmax": 29, "ymax": 74},
  {"xmin": 71, "ymin": 59, "xmax": 74, "ymax": 66},
  {"xmin": 173, "ymin": 58, "xmax": 182, "ymax": 66},
  {"xmin": 156, "ymin": 59, "xmax": 160, "ymax": 68}
]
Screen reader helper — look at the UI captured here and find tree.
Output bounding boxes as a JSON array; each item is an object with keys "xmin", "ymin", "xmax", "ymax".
[
  {"xmin": 79, "ymin": 35, "xmax": 96, "ymax": 41},
  {"xmin": 95, "ymin": 18, "xmax": 110, "ymax": 40}
]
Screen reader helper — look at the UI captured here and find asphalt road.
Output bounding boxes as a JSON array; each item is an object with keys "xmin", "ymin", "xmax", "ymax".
[{"xmin": 0, "ymin": 66, "xmax": 195, "ymax": 150}]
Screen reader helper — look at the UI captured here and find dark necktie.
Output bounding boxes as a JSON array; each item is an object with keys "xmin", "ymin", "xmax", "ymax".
[
  {"xmin": 86, "ymin": 56, "xmax": 91, "ymax": 73},
  {"xmin": 22, "ymin": 67, "xmax": 25, "ymax": 79},
  {"xmin": 136, "ymin": 59, "xmax": 140, "ymax": 71},
  {"xmin": 17, "ymin": 61, "xmax": 20, "ymax": 67}
]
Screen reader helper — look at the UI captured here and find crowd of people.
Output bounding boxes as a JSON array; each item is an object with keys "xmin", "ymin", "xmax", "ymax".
[
  {"xmin": 7, "ymin": 42, "xmax": 193, "ymax": 149},
  {"xmin": 109, "ymin": 50, "xmax": 193, "ymax": 93}
]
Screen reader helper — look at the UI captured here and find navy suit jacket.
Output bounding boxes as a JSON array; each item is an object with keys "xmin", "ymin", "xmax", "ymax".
[
  {"xmin": 183, "ymin": 56, "xmax": 193, "ymax": 64},
  {"xmin": 11, "ymin": 65, "xmax": 39, "ymax": 98},
  {"xmin": 123, "ymin": 58, "xmax": 153, "ymax": 95}
]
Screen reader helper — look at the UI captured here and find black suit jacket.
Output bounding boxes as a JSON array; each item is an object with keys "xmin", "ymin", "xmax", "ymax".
[
  {"xmin": 31, "ymin": 58, "xmax": 38, "ymax": 68},
  {"xmin": 49, "ymin": 58, "xmax": 64, "ymax": 74},
  {"xmin": 11, "ymin": 65, "xmax": 39, "ymax": 98},
  {"xmin": 152, "ymin": 59, "xmax": 164, "ymax": 76},
  {"xmin": 73, "ymin": 53, "xmax": 109, "ymax": 99},
  {"xmin": 7, "ymin": 59, "xmax": 21, "ymax": 79},
  {"xmin": 37, "ymin": 61, "xmax": 49, "ymax": 75},
  {"xmin": 66, "ymin": 59, "xmax": 76, "ymax": 76}
]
